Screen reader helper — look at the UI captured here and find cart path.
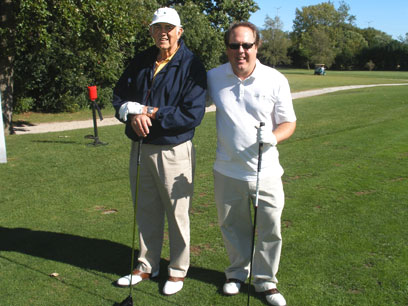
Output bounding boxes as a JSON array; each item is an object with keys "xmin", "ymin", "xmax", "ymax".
[{"xmin": 13, "ymin": 83, "xmax": 408, "ymax": 135}]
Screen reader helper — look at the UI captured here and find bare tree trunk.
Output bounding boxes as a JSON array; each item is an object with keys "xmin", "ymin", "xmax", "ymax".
[
  {"xmin": 0, "ymin": 0, "xmax": 15, "ymax": 135},
  {"xmin": 0, "ymin": 57, "xmax": 14, "ymax": 135}
]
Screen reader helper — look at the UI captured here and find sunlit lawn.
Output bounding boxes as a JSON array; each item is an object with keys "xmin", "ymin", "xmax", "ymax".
[{"xmin": 2, "ymin": 85, "xmax": 408, "ymax": 305}]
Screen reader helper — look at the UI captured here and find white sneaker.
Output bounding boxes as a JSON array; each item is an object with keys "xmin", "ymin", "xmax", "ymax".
[
  {"xmin": 223, "ymin": 279, "xmax": 242, "ymax": 295},
  {"xmin": 265, "ymin": 288, "xmax": 286, "ymax": 306},
  {"xmin": 163, "ymin": 277, "xmax": 184, "ymax": 295},
  {"xmin": 116, "ymin": 270, "xmax": 159, "ymax": 287}
]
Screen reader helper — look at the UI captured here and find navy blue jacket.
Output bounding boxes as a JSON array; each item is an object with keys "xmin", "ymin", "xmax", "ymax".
[{"xmin": 113, "ymin": 40, "xmax": 207, "ymax": 145}]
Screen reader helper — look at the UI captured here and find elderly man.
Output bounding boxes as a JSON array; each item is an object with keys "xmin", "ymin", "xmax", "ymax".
[
  {"xmin": 112, "ymin": 7, "xmax": 206, "ymax": 295},
  {"xmin": 207, "ymin": 22, "xmax": 296, "ymax": 306}
]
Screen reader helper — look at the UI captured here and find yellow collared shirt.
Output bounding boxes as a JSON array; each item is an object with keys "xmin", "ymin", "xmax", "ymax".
[{"xmin": 153, "ymin": 45, "xmax": 180, "ymax": 78}]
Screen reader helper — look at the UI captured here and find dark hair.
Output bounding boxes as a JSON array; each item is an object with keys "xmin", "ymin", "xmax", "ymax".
[{"xmin": 224, "ymin": 22, "xmax": 260, "ymax": 47}]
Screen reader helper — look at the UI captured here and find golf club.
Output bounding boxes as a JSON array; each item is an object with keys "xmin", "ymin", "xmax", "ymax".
[
  {"xmin": 119, "ymin": 138, "xmax": 143, "ymax": 306},
  {"xmin": 247, "ymin": 122, "xmax": 265, "ymax": 306}
]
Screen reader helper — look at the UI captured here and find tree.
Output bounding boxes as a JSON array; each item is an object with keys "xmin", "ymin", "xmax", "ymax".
[
  {"xmin": 300, "ymin": 26, "xmax": 336, "ymax": 68},
  {"xmin": 291, "ymin": 1, "xmax": 356, "ymax": 68},
  {"xmin": 13, "ymin": 0, "xmax": 155, "ymax": 113},
  {"xmin": 175, "ymin": 2, "xmax": 225, "ymax": 70},
  {"xmin": 398, "ymin": 33, "xmax": 408, "ymax": 44},
  {"xmin": 359, "ymin": 27, "xmax": 393, "ymax": 48},
  {"xmin": 163, "ymin": 0, "xmax": 259, "ymax": 31},
  {"xmin": 292, "ymin": 1, "xmax": 352, "ymax": 36},
  {"xmin": 0, "ymin": 0, "xmax": 16, "ymax": 135},
  {"xmin": 258, "ymin": 15, "xmax": 291, "ymax": 67},
  {"xmin": 358, "ymin": 40, "xmax": 408, "ymax": 70},
  {"xmin": 2, "ymin": 0, "xmax": 259, "ymax": 123},
  {"xmin": 334, "ymin": 29, "xmax": 368, "ymax": 70}
]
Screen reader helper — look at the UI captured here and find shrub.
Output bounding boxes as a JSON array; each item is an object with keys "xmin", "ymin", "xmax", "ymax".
[{"xmin": 365, "ymin": 60, "xmax": 375, "ymax": 71}]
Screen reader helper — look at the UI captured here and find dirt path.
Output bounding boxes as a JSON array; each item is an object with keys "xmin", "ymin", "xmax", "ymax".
[{"xmin": 13, "ymin": 83, "xmax": 408, "ymax": 135}]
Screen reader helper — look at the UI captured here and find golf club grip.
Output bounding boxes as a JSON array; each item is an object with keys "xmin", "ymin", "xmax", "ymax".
[{"xmin": 257, "ymin": 122, "xmax": 265, "ymax": 172}]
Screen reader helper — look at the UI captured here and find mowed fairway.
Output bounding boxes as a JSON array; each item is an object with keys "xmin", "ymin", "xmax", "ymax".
[
  {"xmin": 1, "ymin": 74, "xmax": 408, "ymax": 305},
  {"xmin": 283, "ymin": 69, "xmax": 408, "ymax": 92}
]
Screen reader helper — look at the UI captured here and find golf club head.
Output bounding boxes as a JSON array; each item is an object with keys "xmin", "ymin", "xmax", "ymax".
[{"xmin": 118, "ymin": 295, "xmax": 133, "ymax": 306}]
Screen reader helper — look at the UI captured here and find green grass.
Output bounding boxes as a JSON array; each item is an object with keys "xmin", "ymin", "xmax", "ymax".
[
  {"xmin": 2, "ymin": 85, "xmax": 408, "ymax": 305},
  {"xmin": 282, "ymin": 69, "xmax": 408, "ymax": 92},
  {"xmin": 280, "ymin": 86, "xmax": 408, "ymax": 305}
]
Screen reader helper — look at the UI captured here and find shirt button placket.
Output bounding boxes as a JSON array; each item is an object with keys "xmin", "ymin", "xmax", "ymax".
[{"xmin": 239, "ymin": 81, "xmax": 245, "ymax": 101}]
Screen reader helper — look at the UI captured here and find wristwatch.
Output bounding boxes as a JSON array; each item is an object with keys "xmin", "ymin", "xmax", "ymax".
[{"xmin": 147, "ymin": 106, "xmax": 154, "ymax": 115}]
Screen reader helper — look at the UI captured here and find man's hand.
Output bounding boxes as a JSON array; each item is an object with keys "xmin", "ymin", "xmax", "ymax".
[
  {"xmin": 119, "ymin": 102, "xmax": 144, "ymax": 121},
  {"xmin": 257, "ymin": 124, "xmax": 278, "ymax": 146},
  {"xmin": 130, "ymin": 114, "xmax": 152, "ymax": 137}
]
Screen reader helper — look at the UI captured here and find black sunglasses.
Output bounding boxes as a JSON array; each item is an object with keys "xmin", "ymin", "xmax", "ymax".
[{"xmin": 228, "ymin": 42, "xmax": 256, "ymax": 50}]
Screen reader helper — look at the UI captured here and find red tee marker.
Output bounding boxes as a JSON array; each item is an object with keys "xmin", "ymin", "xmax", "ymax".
[
  {"xmin": 88, "ymin": 86, "xmax": 97, "ymax": 101},
  {"xmin": 85, "ymin": 85, "xmax": 106, "ymax": 146}
]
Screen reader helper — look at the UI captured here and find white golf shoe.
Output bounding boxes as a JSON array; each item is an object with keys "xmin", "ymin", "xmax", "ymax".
[
  {"xmin": 116, "ymin": 269, "xmax": 159, "ymax": 287},
  {"xmin": 264, "ymin": 288, "xmax": 287, "ymax": 306},
  {"xmin": 223, "ymin": 279, "xmax": 243, "ymax": 295},
  {"xmin": 163, "ymin": 277, "xmax": 185, "ymax": 295}
]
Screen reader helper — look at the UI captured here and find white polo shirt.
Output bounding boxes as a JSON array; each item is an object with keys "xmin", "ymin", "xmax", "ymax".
[{"xmin": 207, "ymin": 60, "xmax": 296, "ymax": 181}]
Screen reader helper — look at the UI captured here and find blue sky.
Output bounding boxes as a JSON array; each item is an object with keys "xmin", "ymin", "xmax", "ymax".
[{"xmin": 249, "ymin": 0, "xmax": 407, "ymax": 39}]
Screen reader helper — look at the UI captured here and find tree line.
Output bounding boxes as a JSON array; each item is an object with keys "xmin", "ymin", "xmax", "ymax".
[
  {"xmin": 1, "ymin": 0, "xmax": 407, "ymax": 134},
  {"xmin": 257, "ymin": 2, "xmax": 408, "ymax": 71}
]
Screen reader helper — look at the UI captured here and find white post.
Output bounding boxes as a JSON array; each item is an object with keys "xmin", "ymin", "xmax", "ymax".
[{"xmin": 0, "ymin": 92, "xmax": 7, "ymax": 163}]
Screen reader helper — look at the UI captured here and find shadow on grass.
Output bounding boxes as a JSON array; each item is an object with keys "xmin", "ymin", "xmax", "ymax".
[
  {"xmin": 0, "ymin": 254, "xmax": 118, "ymax": 304},
  {"xmin": 11, "ymin": 120, "xmax": 35, "ymax": 134},
  {"xmin": 0, "ymin": 226, "xmax": 225, "ymax": 287},
  {"xmin": 12, "ymin": 120, "xmax": 35, "ymax": 127}
]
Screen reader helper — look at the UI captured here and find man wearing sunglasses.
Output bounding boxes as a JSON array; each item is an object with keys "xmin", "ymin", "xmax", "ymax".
[{"xmin": 207, "ymin": 22, "xmax": 296, "ymax": 306}]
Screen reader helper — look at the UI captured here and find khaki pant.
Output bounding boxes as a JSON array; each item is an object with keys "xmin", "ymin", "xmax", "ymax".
[
  {"xmin": 129, "ymin": 140, "xmax": 195, "ymax": 278},
  {"xmin": 214, "ymin": 170, "xmax": 285, "ymax": 292}
]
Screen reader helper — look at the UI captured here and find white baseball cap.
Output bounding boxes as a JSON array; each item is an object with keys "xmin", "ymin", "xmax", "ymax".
[{"xmin": 150, "ymin": 7, "xmax": 182, "ymax": 27}]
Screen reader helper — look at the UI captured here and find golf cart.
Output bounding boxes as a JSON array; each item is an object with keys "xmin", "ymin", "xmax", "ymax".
[{"xmin": 314, "ymin": 64, "xmax": 326, "ymax": 75}]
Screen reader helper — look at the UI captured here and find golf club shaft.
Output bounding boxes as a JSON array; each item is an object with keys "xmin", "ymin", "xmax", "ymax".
[
  {"xmin": 247, "ymin": 204, "xmax": 258, "ymax": 306},
  {"xmin": 247, "ymin": 122, "xmax": 265, "ymax": 306},
  {"xmin": 254, "ymin": 121, "xmax": 265, "ymax": 209},
  {"xmin": 129, "ymin": 138, "xmax": 143, "ymax": 297},
  {"xmin": 254, "ymin": 142, "xmax": 263, "ymax": 208}
]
